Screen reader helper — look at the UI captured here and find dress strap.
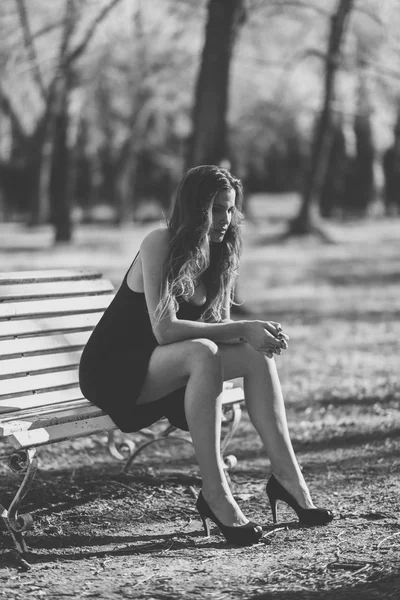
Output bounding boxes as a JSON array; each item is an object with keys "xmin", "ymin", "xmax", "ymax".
[{"xmin": 123, "ymin": 251, "xmax": 140, "ymax": 282}]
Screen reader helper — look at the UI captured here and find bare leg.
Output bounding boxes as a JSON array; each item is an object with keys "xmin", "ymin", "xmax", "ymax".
[
  {"xmin": 136, "ymin": 338, "xmax": 250, "ymax": 526},
  {"xmin": 219, "ymin": 342, "xmax": 315, "ymax": 508}
]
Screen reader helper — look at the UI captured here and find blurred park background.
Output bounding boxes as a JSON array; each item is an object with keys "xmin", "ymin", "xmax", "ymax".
[
  {"xmin": 1, "ymin": 0, "xmax": 400, "ymax": 404},
  {"xmin": 0, "ymin": 0, "xmax": 399, "ymax": 389},
  {"xmin": 0, "ymin": 0, "xmax": 399, "ymax": 380},
  {"xmin": 0, "ymin": 0, "xmax": 399, "ymax": 447},
  {"xmin": 1, "ymin": 0, "xmax": 400, "ymax": 240}
]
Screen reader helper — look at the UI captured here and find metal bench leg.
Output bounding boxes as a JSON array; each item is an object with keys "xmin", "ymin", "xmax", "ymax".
[
  {"xmin": 220, "ymin": 402, "xmax": 242, "ymax": 469},
  {"xmin": 1, "ymin": 448, "xmax": 38, "ymax": 560},
  {"xmin": 122, "ymin": 424, "xmax": 194, "ymax": 473},
  {"xmin": 107, "ymin": 431, "xmax": 137, "ymax": 461}
]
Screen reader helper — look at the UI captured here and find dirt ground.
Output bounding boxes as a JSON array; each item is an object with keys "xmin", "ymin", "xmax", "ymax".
[
  {"xmin": 0, "ymin": 199, "xmax": 400, "ymax": 599},
  {"xmin": 1, "ymin": 410, "xmax": 399, "ymax": 600}
]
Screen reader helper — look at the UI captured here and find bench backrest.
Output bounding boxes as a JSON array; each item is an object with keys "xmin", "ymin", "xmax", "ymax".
[{"xmin": 0, "ymin": 270, "xmax": 114, "ymax": 419}]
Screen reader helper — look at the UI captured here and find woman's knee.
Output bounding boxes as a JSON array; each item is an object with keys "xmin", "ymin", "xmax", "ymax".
[
  {"xmin": 239, "ymin": 342, "xmax": 271, "ymax": 374},
  {"xmin": 184, "ymin": 338, "xmax": 222, "ymax": 372}
]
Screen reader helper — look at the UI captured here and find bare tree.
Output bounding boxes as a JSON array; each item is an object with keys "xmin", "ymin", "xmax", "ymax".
[
  {"xmin": 289, "ymin": 0, "xmax": 354, "ymax": 236},
  {"xmin": 13, "ymin": 0, "xmax": 125, "ymax": 240},
  {"xmin": 186, "ymin": 0, "xmax": 247, "ymax": 168}
]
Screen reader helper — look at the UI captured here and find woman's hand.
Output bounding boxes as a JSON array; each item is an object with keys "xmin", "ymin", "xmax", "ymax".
[{"xmin": 242, "ymin": 320, "xmax": 289, "ymax": 357}]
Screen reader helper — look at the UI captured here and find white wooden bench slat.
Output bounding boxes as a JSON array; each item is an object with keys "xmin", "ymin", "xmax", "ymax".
[
  {"xmin": 0, "ymin": 331, "xmax": 90, "ymax": 358},
  {"xmin": 0, "ymin": 270, "xmax": 102, "ymax": 284},
  {"xmin": 0, "ymin": 279, "xmax": 114, "ymax": 301},
  {"xmin": 0, "ymin": 293, "xmax": 114, "ymax": 319},
  {"xmin": 221, "ymin": 386, "xmax": 244, "ymax": 404},
  {"xmin": 0, "ymin": 350, "xmax": 82, "ymax": 378},
  {"xmin": 0, "ymin": 369, "xmax": 79, "ymax": 397},
  {"xmin": 6, "ymin": 388, "xmax": 244, "ymax": 448},
  {"xmin": 0, "ymin": 383, "xmax": 243, "ymax": 424},
  {"xmin": 0, "ymin": 397, "xmax": 90, "ymax": 422},
  {"xmin": 0, "ymin": 397, "xmax": 91, "ymax": 424},
  {"xmin": 0, "ymin": 386, "xmax": 84, "ymax": 414},
  {"xmin": 0, "ymin": 313, "xmax": 103, "ymax": 339},
  {"xmin": 1, "ymin": 404, "xmax": 104, "ymax": 436},
  {"xmin": 10, "ymin": 415, "xmax": 115, "ymax": 449},
  {"xmin": 1, "ymin": 389, "xmax": 244, "ymax": 438}
]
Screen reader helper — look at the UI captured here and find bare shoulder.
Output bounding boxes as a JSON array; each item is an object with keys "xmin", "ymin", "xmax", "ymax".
[{"xmin": 140, "ymin": 227, "xmax": 171, "ymax": 259}]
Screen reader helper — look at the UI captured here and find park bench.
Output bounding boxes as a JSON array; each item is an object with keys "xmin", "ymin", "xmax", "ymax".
[{"xmin": 0, "ymin": 269, "xmax": 245, "ymax": 560}]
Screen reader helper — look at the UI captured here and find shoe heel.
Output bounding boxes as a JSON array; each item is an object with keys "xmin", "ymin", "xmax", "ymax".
[
  {"xmin": 269, "ymin": 495, "xmax": 278, "ymax": 524},
  {"xmin": 200, "ymin": 514, "xmax": 211, "ymax": 537},
  {"xmin": 266, "ymin": 474, "xmax": 334, "ymax": 527},
  {"xmin": 195, "ymin": 490, "xmax": 262, "ymax": 545},
  {"xmin": 266, "ymin": 486, "xmax": 278, "ymax": 523}
]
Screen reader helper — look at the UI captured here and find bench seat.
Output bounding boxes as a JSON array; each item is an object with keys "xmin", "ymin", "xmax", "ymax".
[{"xmin": 0, "ymin": 384, "xmax": 244, "ymax": 444}]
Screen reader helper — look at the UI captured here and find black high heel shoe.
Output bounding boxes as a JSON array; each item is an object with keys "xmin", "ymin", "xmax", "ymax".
[
  {"xmin": 196, "ymin": 491, "xmax": 263, "ymax": 546},
  {"xmin": 266, "ymin": 474, "xmax": 334, "ymax": 526}
]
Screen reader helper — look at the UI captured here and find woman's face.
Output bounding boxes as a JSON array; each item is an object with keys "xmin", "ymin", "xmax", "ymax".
[{"xmin": 210, "ymin": 187, "xmax": 236, "ymax": 243}]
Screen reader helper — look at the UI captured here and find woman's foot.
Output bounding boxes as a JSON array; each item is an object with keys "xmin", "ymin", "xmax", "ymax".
[
  {"xmin": 272, "ymin": 472, "xmax": 315, "ymax": 510},
  {"xmin": 196, "ymin": 491, "xmax": 262, "ymax": 545},
  {"xmin": 266, "ymin": 474, "xmax": 333, "ymax": 526},
  {"xmin": 201, "ymin": 489, "xmax": 249, "ymax": 528}
]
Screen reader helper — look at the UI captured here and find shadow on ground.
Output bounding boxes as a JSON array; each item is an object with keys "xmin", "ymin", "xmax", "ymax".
[{"xmin": 249, "ymin": 571, "xmax": 400, "ymax": 600}]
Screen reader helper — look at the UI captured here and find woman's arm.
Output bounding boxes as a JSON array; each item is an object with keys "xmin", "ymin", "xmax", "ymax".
[
  {"xmin": 216, "ymin": 286, "xmax": 247, "ymax": 344},
  {"xmin": 220, "ymin": 285, "xmax": 233, "ymax": 323},
  {"xmin": 140, "ymin": 229, "xmax": 283, "ymax": 353}
]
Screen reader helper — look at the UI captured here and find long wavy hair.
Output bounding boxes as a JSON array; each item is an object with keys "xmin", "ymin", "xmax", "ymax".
[{"xmin": 154, "ymin": 165, "xmax": 244, "ymax": 325}]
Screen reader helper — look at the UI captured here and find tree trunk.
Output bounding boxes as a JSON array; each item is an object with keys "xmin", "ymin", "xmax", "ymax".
[
  {"xmin": 344, "ymin": 58, "xmax": 374, "ymax": 217},
  {"xmin": 0, "ymin": 87, "xmax": 30, "ymax": 219},
  {"xmin": 50, "ymin": 75, "xmax": 72, "ymax": 243},
  {"xmin": 319, "ymin": 114, "xmax": 348, "ymax": 219},
  {"xmin": 289, "ymin": 0, "xmax": 354, "ymax": 235},
  {"xmin": 186, "ymin": 0, "xmax": 246, "ymax": 169},
  {"xmin": 0, "ymin": 83, "xmax": 51, "ymax": 225},
  {"xmin": 114, "ymin": 141, "xmax": 139, "ymax": 225},
  {"xmin": 27, "ymin": 112, "xmax": 52, "ymax": 226},
  {"xmin": 49, "ymin": 0, "xmax": 77, "ymax": 244},
  {"xmin": 71, "ymin": 116, "xmax": 93, "ymax": 217},
  {"xmin": 113, "ymin": 96, "xmax": 153, "ymax": 224},
  {"xmin": 346, "ymin": 113, "xmax": 374, "ymax": 217},
  {"xmin": 383, "ymin": 101, "xmax": 400, "ymax": 216}
]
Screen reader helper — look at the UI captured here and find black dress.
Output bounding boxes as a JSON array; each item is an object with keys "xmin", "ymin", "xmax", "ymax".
[{"xmin": 79, "ymin": 258, "xmax": 204, "ymax": 433}]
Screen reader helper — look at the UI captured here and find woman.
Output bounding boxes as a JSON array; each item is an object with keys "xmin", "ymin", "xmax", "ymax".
[{"xmin": 79, "ymin": 165, "xmax": 333, "ymax": 546}]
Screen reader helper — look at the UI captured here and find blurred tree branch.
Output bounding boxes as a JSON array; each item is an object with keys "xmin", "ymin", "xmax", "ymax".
[
  {"xmin": 249, "ymin": 0, "xmax": 383, "ymax": 25},
  {"xmin": 249, "ymin": 0, "xmax": 330, "ymax": 17},
  {"xmin": 0, "ymin": 85, "xmax": 26, "ymax": 143},
  {"xmin": 32, "ymin": 20, "xmax": 63, "ymax": 41},
  {"xmin": 16, "ymin": 0, "xmax": 126, "ymax": 102},
  {"xmin": 11, "ymin": 0, "xmax": 127, "ymax": 234},
  {"xmin": 363, "ymin": 59, "xmax": 400, "ymax": 83},
  {"xmin": 65, "ymin": 0, "xmax": 125, "ymax": 67},
  {"xmin": 15, "ymin": 0, "xmax": 47, "ymax": 101}
]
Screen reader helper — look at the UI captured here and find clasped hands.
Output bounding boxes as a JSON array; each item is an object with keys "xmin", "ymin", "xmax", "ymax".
[{"xmin": 241, "ymin": 320, "xmax": 289, "ymax": 359}]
